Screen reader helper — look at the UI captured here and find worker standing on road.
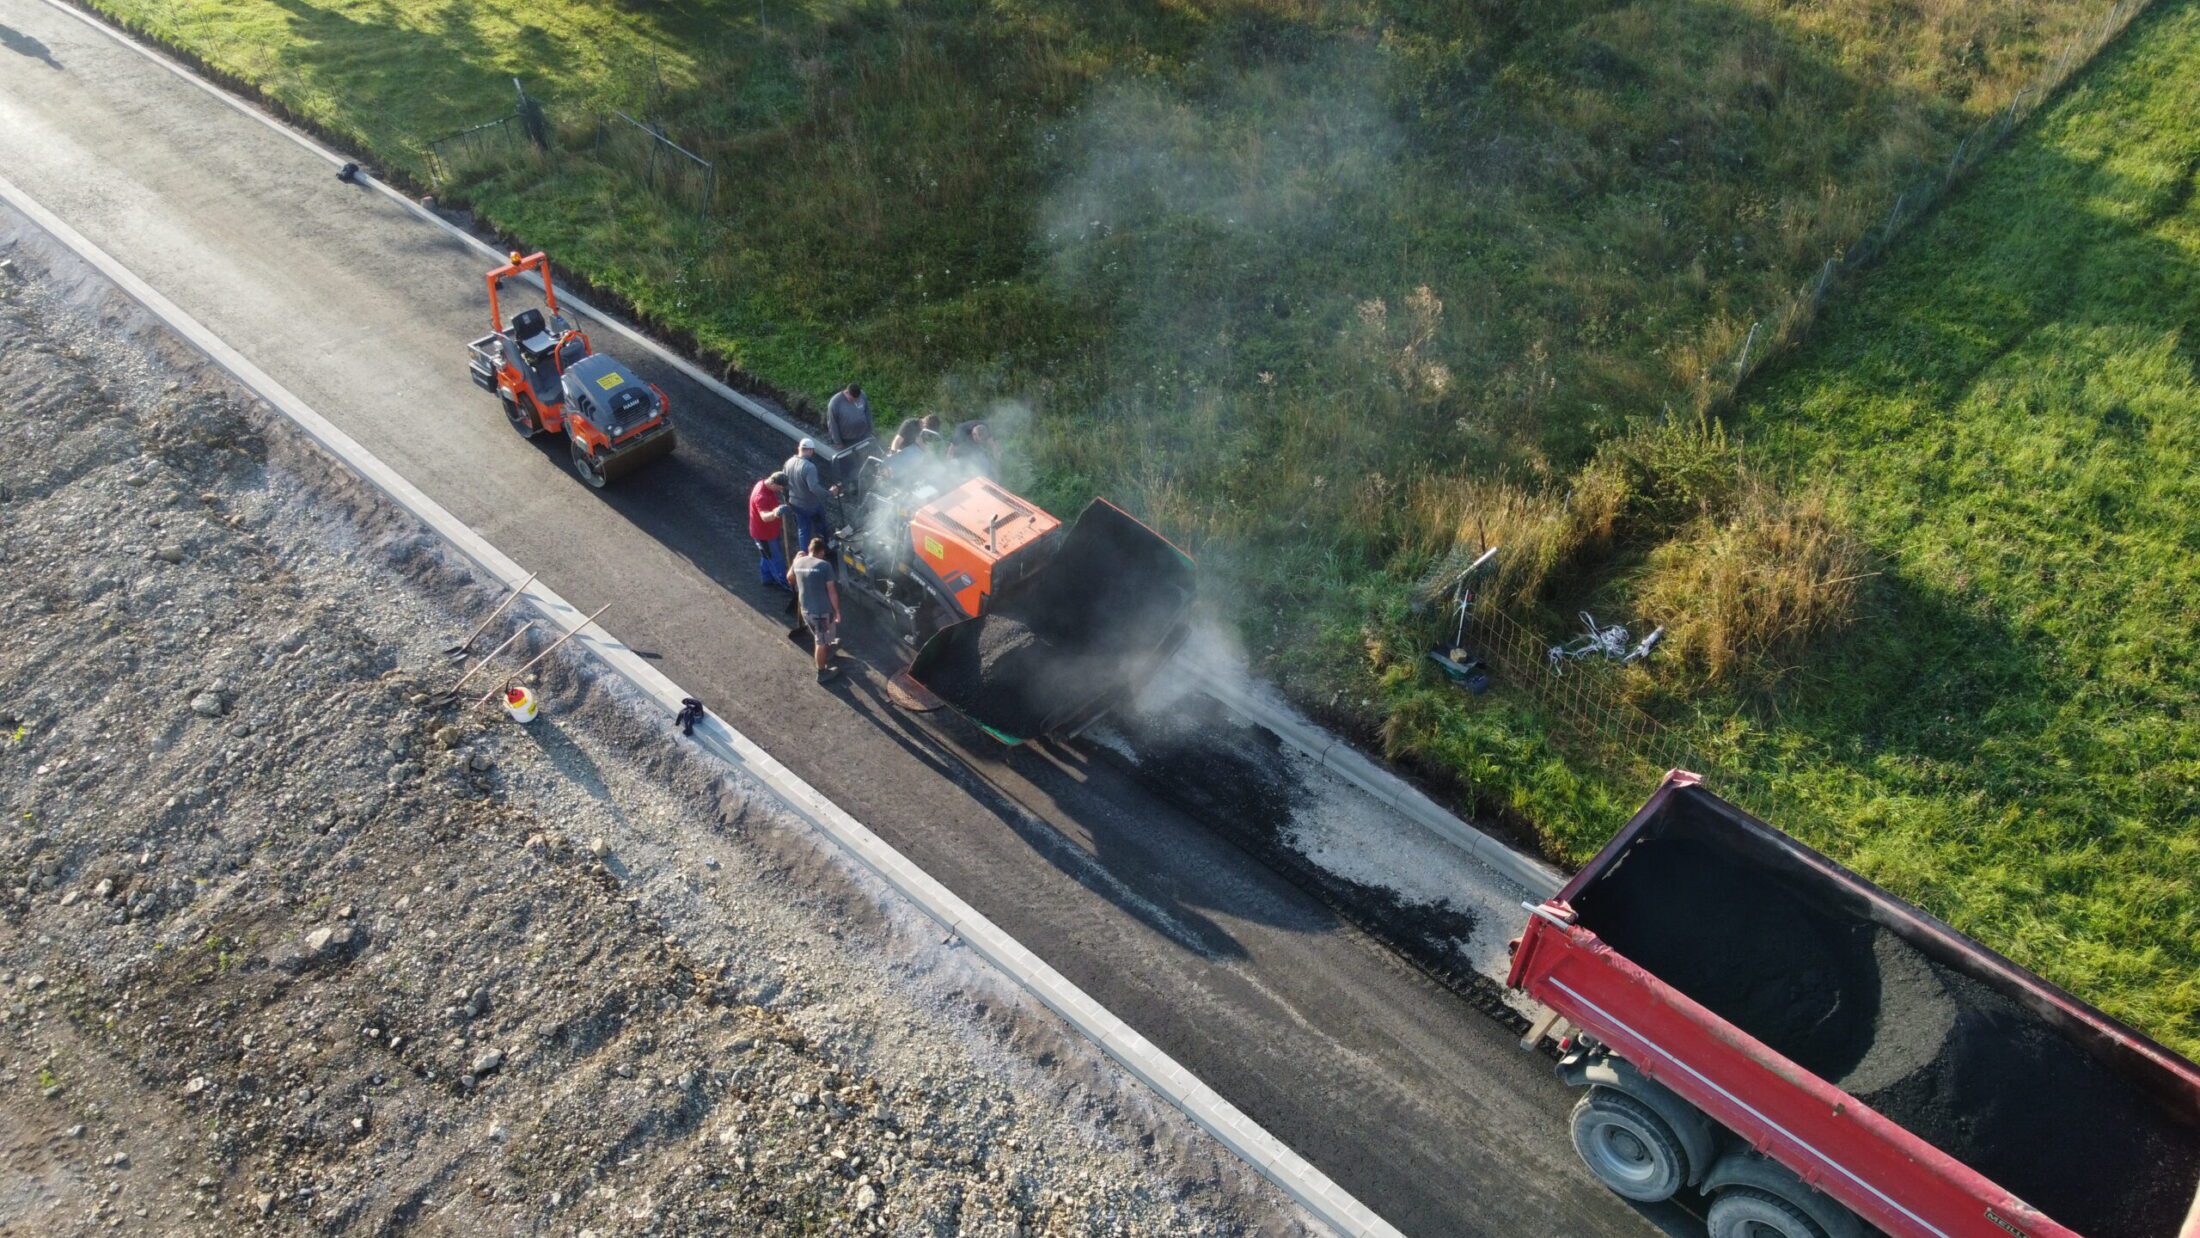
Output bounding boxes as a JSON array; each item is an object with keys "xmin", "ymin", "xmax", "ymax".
[
  {"xmin": 782, "ymin": 438, "xmax": 831, "ymax": 552},
  {"xmin": 748, "ymin": 472, "xmax": 792, "ymax": 590},
  {"xmin": 788, "ymin": 538, "xmax": 843, "ymax": 684},
  {"xmin": 825, "ymin": 383, "xmax": 873, "ymax": 450}
]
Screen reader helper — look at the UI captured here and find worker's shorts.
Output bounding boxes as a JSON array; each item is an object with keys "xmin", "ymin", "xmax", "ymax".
[{"xmin": 805, "ymin": 613, "xmax": 838, "ymax": 647}]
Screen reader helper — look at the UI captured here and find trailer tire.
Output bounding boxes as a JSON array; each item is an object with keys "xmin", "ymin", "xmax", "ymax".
[
  {"xmin": 1569, "ymin": 1088, "xmax": 1690, "ymax": 1202},
  {"xmin": 1706, "ymin": 1187, "xmax": 1830, "ymax": 1238}
]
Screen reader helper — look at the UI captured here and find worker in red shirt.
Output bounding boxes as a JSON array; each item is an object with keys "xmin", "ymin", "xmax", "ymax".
[{"xmin": 749, "ymin": 472, "xmax": 792, "ymax": 590}]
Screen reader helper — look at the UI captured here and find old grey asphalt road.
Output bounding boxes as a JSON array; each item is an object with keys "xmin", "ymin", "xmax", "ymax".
[{"xmin": 0, "ymin": 4, "xmax": 1680, "ymax": 1233}]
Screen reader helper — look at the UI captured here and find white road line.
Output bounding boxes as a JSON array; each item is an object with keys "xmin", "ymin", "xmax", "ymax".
[
  {"xmin": 39, "ymin": 0, "xmax": 1556, "ymax": 911},
  {"xmin": 0, "ymin": 171, "xmax": 1405, "ymax": 1238}
]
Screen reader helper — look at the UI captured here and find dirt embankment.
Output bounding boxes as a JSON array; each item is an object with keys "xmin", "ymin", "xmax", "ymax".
[{"xmin": 0, "ymin": 227, "xmax": 1307, "ymax": 1236}]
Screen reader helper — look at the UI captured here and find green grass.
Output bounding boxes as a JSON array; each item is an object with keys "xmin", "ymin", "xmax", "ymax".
[
  {"xmin": 1378, "ymin": 0, "xmax": 2200, "ymax": 1053},
  {"xmin": 76, "ymin": 0, "xmax": 2199, "ymax": 1051},
  {"xmin": 88, "ymin": 0, "xmax": 2110, "ymax": 462}
]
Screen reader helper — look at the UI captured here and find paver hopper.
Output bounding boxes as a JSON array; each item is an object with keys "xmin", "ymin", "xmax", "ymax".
[{"xmin": 901, "ymin": 497, "xmax": 1195, "ymax": 744}]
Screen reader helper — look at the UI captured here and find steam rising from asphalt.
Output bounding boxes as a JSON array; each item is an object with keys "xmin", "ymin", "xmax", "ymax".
[
  {"xmin": 1030, "ymin": 41, "xmax": 1407, "ymax": 675},
  {"xmin": 1041, "ymin": 48, "xmax": 1403, "ymax": 270},
  {"xmin": 1039, "ymin": 41, "xmax": 1404, "ymax": 398},
  {"xmin": 851, "ymin": 401, "xmax": 1027, "ymax": 561},
  {"xmin": 1132, "ymin": 617, "xmax": 1252, "ymax": 716}
]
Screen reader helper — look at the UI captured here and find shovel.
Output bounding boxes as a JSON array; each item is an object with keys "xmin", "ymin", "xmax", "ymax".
[
  {"xmin": 445, "ymin": 572, "xmax": 537, "ymax": 656},
  {"xmin": 473, "ymin": 604, "xmax": 611, "ymax": 710},
  {"xmin": 443, "ymin": 621, "xmax": 536, "ymax": 701}
]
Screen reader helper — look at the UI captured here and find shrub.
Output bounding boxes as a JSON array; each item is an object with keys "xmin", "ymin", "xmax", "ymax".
[
  {"xmin": 1573, "ymin": 416, "xmax": 1744, "ymax": 542},
  {"xmin": 1634, "ymin": 481, "xmax": 1869, "ymax": 686},
  {"xmin": 1412, "ymin": 414, "xmax": 1755, "ymax": 611}
]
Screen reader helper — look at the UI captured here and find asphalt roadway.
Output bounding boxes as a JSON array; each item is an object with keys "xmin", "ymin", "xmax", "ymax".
[{"xmin": 0, "ymin": 5, "xmax": 1682, "ymax": 1234}]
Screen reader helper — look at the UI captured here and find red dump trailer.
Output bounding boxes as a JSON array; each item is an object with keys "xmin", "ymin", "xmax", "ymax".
[{"xmin": 1508, "ymin": 772, "xmax": 2200, "ymax": 1238}]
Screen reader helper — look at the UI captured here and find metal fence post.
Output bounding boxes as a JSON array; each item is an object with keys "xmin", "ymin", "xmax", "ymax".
[{"xmin": 1734, "ymin": 321, "xmax": 1760, "ymax": 381}]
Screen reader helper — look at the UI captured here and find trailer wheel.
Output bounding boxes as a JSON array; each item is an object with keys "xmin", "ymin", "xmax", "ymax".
[
  {"xmin": 1706, "ymin": 1187, "xmax": 1831, "ymax": 1238},
  {"xmin": 502, "ymin": 391, "xmax": 538, "ymax": 437},
  {"xmin": 1569, "ymin": 1088, "xmax": 1690, "ymax": 1202},
  {"xmin": 570, "ymin": 434, "xmax": 608, "ymax": 489}
]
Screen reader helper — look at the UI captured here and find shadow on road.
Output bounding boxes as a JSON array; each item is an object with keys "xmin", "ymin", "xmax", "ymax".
[
  {"xmin": 2, "ymin": 21, "xmax": 60, "ymax": 68},
  {"xmin": 828, "ymin": 624, "xmax": 1322, "ymax": 962}
]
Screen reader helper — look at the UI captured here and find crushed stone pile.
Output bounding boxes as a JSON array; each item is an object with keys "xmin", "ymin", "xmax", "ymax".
[
  {"xmin": 0, "ymin": 218, "xmax": 1304, "ymax": 1236},
  {"xmin": 1578, "ymin": 832, "xmax": 2200, "ymax": 1238}
]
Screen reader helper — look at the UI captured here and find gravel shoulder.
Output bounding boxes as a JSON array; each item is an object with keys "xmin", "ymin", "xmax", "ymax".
[{"xmin": 0, "ymin": 215, "xmax": 1312, "ymax": 1236}]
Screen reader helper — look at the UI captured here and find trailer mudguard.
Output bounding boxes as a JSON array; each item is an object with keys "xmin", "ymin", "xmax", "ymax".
[{"xmin": 1558, "ymin": 1050, "xmax": 1718, "ymax": 1186}]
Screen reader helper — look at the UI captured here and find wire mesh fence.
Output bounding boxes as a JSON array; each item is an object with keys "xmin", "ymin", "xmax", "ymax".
[
  {"xmin": 593, "ymin": 110, "xmax": 717, "ymax": 217},
  {"xmin": 1454, "ymin": 600, "xmax": 1832, "ymax": 837},
  {"xmin": 1688, "ymin": 0, "xmax": 2156, "ymax": 414},
  {"xmin": 425, "ymin": 113, "xmax": 527, "ymax": 186},
  {"xmin": 1461, "ymin": 605, "xmax": 1686, "ymax": 774},
  {"xmin": 1419, "ymin": 0, "xmax": 2159, "ymax": 820},
  {"xmin": 420, "ymin": 83, "xmax": 719, "ymax": 220}
]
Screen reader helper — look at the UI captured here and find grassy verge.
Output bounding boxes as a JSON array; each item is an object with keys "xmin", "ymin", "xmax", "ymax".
[
  {"xmin": 85, "ymin": 0, "xmax": 2108, "ymax": 443},
  {"xmin": 76, "ymin": 0, "xmax": 2196, "ymax": 1051},
  {"xmin": 1376, "ymin": 0, "xmax": 2200, "ymax": 1052}
]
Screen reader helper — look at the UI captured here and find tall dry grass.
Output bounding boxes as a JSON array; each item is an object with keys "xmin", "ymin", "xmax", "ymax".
[
  {"xmin": 1636, "ymin": 483, "xmax": 1871, "ymax": 686},
  {"xmin": 1411, "ymin": 415, "xmax": 1868, "ymax": 688}
]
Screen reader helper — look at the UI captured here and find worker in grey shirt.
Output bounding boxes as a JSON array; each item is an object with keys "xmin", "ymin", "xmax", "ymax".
[
  {"xmin": 787, "ymin": 538, "xmax": 842, "ymax": 683},
  {"xmin": 782, "ymin": 438, "xmax": 831, "ymax": 552},
  {"xmin": 825, "ymin": 383, "xmax": 873, "ymax": 449}
]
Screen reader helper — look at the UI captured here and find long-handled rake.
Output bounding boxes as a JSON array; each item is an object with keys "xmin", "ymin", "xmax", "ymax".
[
  {"xmin": 445, "ymin": 572, "xmax": 537, "ymax": 656},
  {"xmin": 443, "ymin": 621, "xmax": 536, "ymax": 701},
  {"xmin": 473, "ymin": 604, "xmax": 611, "ymax": 710}
]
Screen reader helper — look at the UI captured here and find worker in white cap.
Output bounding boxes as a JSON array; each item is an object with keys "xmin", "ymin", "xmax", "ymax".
[{"xmin": 782, "ymin": 437, "xmax": 831, "ymax": 553}]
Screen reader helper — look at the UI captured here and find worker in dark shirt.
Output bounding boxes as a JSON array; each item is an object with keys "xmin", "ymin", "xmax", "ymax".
[
  {"xmin": 950, "ymin": 420, "xmax": 996, "ymax": 479},
  {"xmin": 825, "ymin": 384, "xmax": 873, "ymax": 449},
  {"xmin": 782, "ymin": 438, "xmax": 831, "ymax": 552},
  {"xmin": 787, "ymin": 538, "xmax": 842, "ymax": 683}
]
